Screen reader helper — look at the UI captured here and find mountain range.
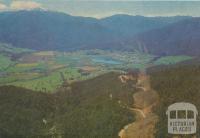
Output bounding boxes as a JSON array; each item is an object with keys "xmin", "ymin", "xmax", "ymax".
[
  {"xmin": 0, "ymin": 10, "xmax": 199, "ymax": 56},
  {"xmin": 129, "ymin": 17, "xmax": 200, "ymax": 56}
]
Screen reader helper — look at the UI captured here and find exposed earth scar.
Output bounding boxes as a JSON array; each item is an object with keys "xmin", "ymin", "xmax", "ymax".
[{"xmin": 118, "ymin": 70, "xmax": 159, "ymax": 138}]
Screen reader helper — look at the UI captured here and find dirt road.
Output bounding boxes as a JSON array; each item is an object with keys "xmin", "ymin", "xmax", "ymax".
[{"xmin": 118, "ymin": 71, "xmax": 159, "ymax": 138}]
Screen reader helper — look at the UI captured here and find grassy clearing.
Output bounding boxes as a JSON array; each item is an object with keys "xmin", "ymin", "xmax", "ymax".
[
  {"xmin": 0, "ymin": 54, "xmax": 14, "ymax": 71},
  {"xmin": 6, "ymin": 62, "xmax": 48, "ymax": 73},
  {"xmin": 9, "ymin": 68, "xmax": 82, "ymax": 92},
  {"xmin": 0, "ymin": 72, "xmax": 41, "ymax": 84},
  {"xmin": 10, "ymin": 73, "xmax": 63, "ymax": 92},
  {"xmin": 15, "ymin": 63, "xmax": 39, "ymax": 67},
  {"xmin": 154, "ymin": 55, "xmax": 192, "ymax": 65}
]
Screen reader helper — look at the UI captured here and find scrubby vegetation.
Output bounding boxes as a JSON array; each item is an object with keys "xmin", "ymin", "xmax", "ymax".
[
  {"xmin": 0, "ymin": 72, "xmax": 135, "ymax": 138},
  {"xmin": 148, "ymin": 62, "xmax": 200, "ymax": 138}
]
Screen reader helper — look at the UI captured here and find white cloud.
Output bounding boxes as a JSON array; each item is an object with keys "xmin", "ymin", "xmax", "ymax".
[
  {"xmin": 0, "ymin": 3, "xmax": 7, "ymax": 10},
  {"xmin": 10, "ymin": 1, "xmax": 42, "ymax": 10}
]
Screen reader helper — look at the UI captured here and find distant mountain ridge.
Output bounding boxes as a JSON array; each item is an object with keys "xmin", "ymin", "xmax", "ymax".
[
  {"xmin": 0, "ymin": 10, "xmax": 118, "ymax": 51},
  {"xmin": 0, "ymin": 10, "xmax": 191, "ymax": 53},
  {"xmin": 100, "ymin": 14, "xmax": 191, "ymax": 37},
  {"xmin": 128, "ymin": 17, "xmax": 200, "ymax": 56}
]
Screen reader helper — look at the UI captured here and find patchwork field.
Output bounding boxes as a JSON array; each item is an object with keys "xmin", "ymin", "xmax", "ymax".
[{"xmin": 0, "ymin": 45, "xmax": 193, "ymax": 92}]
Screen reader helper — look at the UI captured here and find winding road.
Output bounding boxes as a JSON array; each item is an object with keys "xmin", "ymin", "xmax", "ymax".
[
  {"xmin": 118, "ymin": 71, "xmax": 159, "ymax": 138},
  {"xmin": 129, "ymin": 108, "xmax": 146, "ymax": 118}
]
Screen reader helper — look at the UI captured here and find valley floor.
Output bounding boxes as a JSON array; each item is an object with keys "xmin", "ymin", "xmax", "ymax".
[{"xmin": 0, "ymin": 44, "xmax": 192, "ymax": 93}]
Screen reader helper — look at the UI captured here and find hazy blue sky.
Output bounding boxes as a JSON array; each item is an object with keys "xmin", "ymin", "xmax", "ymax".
[{"xmin": 0, "ymin": 1, "xmax": 200, "ymax": 18}]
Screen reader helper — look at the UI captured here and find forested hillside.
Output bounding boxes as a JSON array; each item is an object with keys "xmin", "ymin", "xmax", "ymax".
[
  {"xmin": 0, "ymin": 72, "xmax": 136, "ymax": 138},
  {"xmin": 148, "ymin": 62, "xmax": 200, "ymax": 138}
]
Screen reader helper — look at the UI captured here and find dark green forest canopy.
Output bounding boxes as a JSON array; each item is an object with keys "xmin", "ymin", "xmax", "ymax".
[
  {"xmin": 0, "ymin": 72, "xmax": 135, "ymax": 138},
  {"xmin": 148, "ymin": 62, "xmax": 200, "ymax": 138}
]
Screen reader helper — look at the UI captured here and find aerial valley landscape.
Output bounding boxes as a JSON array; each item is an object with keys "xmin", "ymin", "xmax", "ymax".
[
  {"xmin": 1, "ymin": 43, "xmax": 191, "ymax": 92},
  {"xmin": 0, "ymin": 1, "xmax": 200, "ymax": 138}
]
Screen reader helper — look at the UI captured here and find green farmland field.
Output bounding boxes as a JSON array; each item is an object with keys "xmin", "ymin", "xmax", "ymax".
[
  {"xmin": 0, "ymin": 48, "xmax": 193, "ymax": 93},
  {"xmin": 8, "ymin": 68, "xmax": 82, "ymax": 92},
  {"xmin": 0, "ymin": 54, "xmax": 14, "ymax": 71},
  {"xmin": 154, "ymin": 56, "xmax": 192, "ymax": 65}
]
